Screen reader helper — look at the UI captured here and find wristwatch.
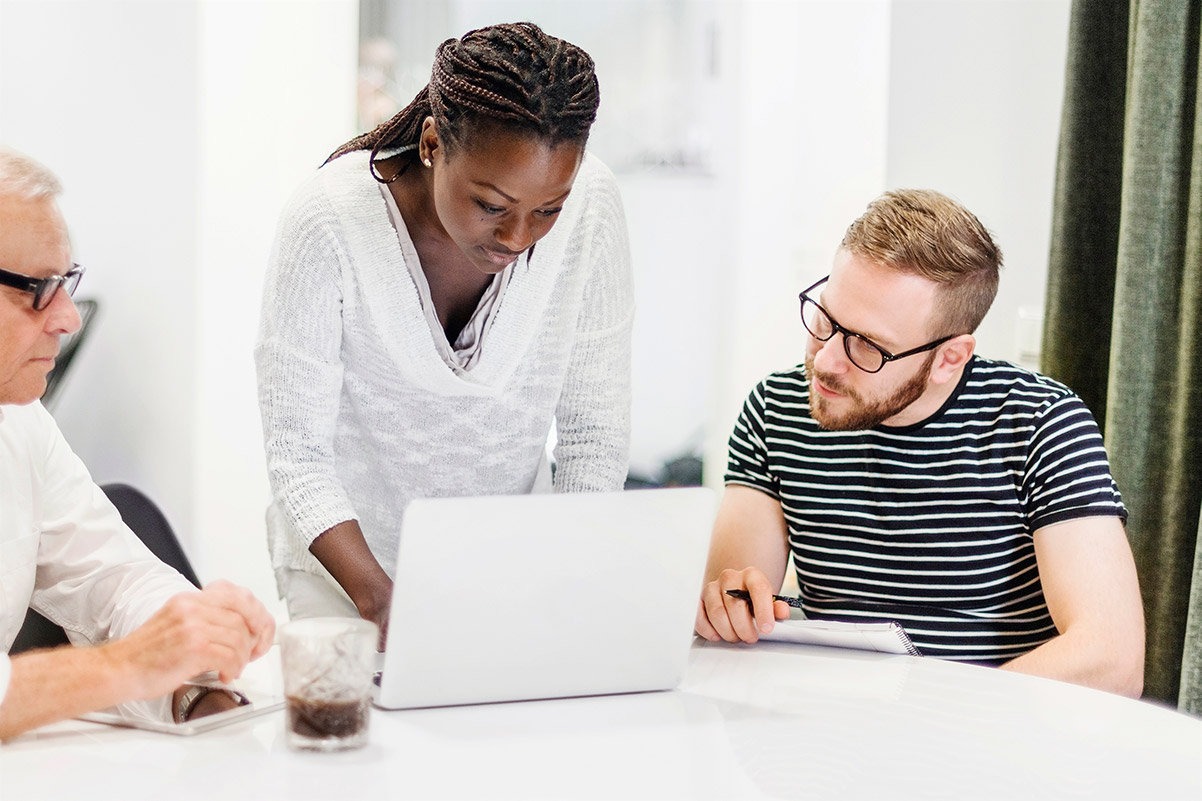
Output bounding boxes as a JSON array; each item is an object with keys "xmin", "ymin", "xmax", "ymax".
[{"xmin": 175, "ymin": 685, "xmax": 251, "ymax": 723}]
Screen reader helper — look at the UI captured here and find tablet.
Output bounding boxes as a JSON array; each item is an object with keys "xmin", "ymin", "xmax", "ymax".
[{"xmin": 78, "ymin": 683, "xmax": 284, "ymax": 736}]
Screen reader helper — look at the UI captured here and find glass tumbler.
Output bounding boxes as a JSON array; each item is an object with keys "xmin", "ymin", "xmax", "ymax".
[{"xmin": 279, "ymin": 617, "xmax": 378, "ymax": 752}]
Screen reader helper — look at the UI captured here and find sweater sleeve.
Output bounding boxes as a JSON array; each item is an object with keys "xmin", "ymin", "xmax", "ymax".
[
  {"xmin": 254, "ymin": 179, "xmax": 359, "ymax": 548},
  {"xmin": 552, "ymin": 160, "xmax": 635, "ymax": 492}
]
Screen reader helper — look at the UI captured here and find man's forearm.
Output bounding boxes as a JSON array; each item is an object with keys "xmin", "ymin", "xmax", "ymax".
[
  {"xmin": 1000, "ymin": 626, "xmax": 1144, "ymax": 697},
  {"xmin": 1010, "ymin": 519, "xmax": 1145, "ymax": 697},
  {"xmin": 703, "ymin": 486, "xmax": 791, "ymax": 587},
  {"xmin": 0, "ymin": 644, "xmax": 137, "ymax": 740}
]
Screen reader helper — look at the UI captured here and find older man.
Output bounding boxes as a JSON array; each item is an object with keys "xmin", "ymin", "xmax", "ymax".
[
  {"xmin": 696, "ymin": 189, "xmax": 1145, "ymax": 697},
  {"xmin": 0, "ymin": 147, "xmax": 274, "ymax": 739}
]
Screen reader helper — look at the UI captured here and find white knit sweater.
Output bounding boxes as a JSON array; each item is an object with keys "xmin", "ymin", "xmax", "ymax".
[{"xmin": 255, "ymin": 150, "xmax": 634, "ymax": 577}]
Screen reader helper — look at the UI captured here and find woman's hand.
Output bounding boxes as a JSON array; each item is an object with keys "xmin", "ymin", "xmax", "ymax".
[{"xmin": 353, "ymin": 577, "xmax": 393, "ymax": 651}]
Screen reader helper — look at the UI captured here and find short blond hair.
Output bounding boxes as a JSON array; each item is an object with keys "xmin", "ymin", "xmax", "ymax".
[
  {"xmin": 841, "ymin": 189, "xmax": 1001, "ymax": 335},
  {"xmin": 0, "ymin": 146, "xmax": 63, "ymax": 201}
]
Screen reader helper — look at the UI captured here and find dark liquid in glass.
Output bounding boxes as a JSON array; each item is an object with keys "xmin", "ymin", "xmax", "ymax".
[{"xmin": 286, "ymin": 696, "xmax": 368, "ymax": 739}]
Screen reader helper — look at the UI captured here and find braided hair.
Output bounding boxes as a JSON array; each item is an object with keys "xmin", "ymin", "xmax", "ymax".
[{"xmin": 327, "ymin": 21, "xmax": 600, "ymax": 183}]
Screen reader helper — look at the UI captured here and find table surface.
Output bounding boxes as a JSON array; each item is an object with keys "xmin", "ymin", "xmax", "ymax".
[{"xmin": 3, "ymin": 639, "xmax": 1200, "ymax": 800}]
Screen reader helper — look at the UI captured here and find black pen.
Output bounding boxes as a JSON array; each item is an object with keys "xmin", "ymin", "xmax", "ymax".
[{"xmin": 725, "ymin": 588, "xmax": 805, "ymax": 610}]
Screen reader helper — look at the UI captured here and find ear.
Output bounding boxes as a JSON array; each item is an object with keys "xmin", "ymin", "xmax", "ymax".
[
  {"xmin": 418, "ymin": 116, "xmax": 441, "ymax": 165},
  {"xmin": 929, "ymin": 334, "xmax": 975, "ymax": 385}
]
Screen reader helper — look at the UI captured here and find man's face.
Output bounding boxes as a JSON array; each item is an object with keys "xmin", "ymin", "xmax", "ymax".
[
  {"xmin": 0, "ymin": 194, "xmax": 81, "ymax": 405},
  {"xmin": 805, "ymin": 249, "xmax": 942, "ymax": 430},
  {"xmin": 429, "ymin": 126, "xmax": 584, "ymax": 275}
]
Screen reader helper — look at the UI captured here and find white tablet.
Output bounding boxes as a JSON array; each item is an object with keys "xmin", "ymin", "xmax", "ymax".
[{"xmin": 79, "ymin": 683, "xmax": 284, "ymax": 736}]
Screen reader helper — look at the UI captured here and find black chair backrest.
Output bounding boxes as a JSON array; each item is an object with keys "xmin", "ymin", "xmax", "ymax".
[
  {"xmin": 41, "ymin": 297, "xmax": 99, "ymax": 412},
  {"xmin": 8, "ymin": 483, "xmax": 199, "ymax": 655},
  {"xmin": 102, "ymin": 484, "xmax": 201, "ymax": 588}
]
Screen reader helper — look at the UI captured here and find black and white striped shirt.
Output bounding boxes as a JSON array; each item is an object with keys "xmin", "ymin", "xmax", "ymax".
[{"xmin": 725, "ymin": 357, "xmax": 1126, "ymax": 665}]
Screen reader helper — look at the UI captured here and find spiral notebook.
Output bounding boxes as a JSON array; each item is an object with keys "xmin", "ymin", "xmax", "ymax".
[{"xmin": 760, "ymin": 617, "xmax": 922, "ymax": 656}]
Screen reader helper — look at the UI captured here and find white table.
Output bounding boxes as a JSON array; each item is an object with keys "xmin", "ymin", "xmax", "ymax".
[{"xmin": 3, "ymin": 639, "xmax": 1200, "ymax": 800}]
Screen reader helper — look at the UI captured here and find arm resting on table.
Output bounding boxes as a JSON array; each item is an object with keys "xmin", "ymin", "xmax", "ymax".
[
  {"xmin": 1001, "ymin": 516, "xmax": 1144, "ymax": 697},
  {"xmin": 0, "ymin": 582, "xmax": 274, "ymax": 739}
]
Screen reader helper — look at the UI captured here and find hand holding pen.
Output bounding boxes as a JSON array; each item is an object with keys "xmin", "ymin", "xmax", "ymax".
[
  {"xmin": 724, "ymin": 589, "xmax": 804, "ymax": 610},
  {"xmin": 695, "ymin": 567, "xmax": 794, "ymax": 644}
]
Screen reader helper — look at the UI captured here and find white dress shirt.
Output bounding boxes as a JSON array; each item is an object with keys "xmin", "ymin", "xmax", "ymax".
[{"xmin": 0, "ymin": 401, "xmax": 194, "ymax": 709}]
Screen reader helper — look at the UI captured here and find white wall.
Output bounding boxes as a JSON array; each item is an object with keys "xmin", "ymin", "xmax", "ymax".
[
  {"xmin": 0, "ymin": 0, "xmax": 358, "ymax": 618},
  {"xmin": 0, "ymin": 0, "xmax": 202, "ymax": 541},
  {"xmin": 704, "ymin": 0, "xmax": 893, "ymax": 483},
  {"xmin": 194, "ymin": 1, "xmax": 358, "ymax": 607},
  {"xmin": 886, "ymin": 0, "xmax": 1071, "ymax": 364}
]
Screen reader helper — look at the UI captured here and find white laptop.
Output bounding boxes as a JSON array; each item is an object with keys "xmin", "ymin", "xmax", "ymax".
[{"xmin": 373, "ymin": 487, "xmax": 717, "ymax": 710}]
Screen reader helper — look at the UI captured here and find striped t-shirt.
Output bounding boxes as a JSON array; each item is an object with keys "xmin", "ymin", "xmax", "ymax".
[{"xmin": 725, "ymin": 356, "xmax": 1126, "ymax": 665}]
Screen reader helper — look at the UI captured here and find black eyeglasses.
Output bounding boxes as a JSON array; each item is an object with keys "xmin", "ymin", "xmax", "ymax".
[
  {"xmin": 0, "ymin": 264, "xmax": 85, "ymax": 311},
  {"xmin": 798, "ymin": 276, "xmax": 956, "ymax": 373}
]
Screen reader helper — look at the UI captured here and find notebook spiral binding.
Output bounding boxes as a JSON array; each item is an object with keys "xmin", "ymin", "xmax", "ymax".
[{"xmin": 887, "ymin": 622, "xmax": 924, "ymax": 657}]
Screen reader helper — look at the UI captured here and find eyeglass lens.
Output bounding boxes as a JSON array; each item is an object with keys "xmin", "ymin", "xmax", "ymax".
[
  {"xmin": 800, "ymin": 297, "xmax": 885, "ymax": 372},
  {"xmin": 33, "ymin": 271, "xmax": 81, "ymax": 311}
]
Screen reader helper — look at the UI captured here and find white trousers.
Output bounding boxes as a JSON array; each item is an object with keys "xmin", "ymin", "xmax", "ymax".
[{"xmin": 275, "ymin": 566, "xmax": 359, "ymax": 620}]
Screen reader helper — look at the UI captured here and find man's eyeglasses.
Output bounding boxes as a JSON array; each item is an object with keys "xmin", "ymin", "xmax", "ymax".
[
  {"xmin": 0, "ymin": 264, "xmax": 85, "ymax": 311},
  {"xmin": 798, "ymin": 276, "xmax": 956, "ymax": 374}
]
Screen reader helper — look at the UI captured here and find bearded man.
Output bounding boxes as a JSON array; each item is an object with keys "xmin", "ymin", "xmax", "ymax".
[{"xmin": 695, "ymin": 189, "xmax": 1145, "ymax": 697}]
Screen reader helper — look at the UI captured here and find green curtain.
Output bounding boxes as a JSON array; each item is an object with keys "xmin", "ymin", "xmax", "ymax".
[
  {"xmin": 1043, "ymin": 0, "xmax": 1202, "ymax": 708},
  {"xmin": 1183, "ymin": 515, "xmax": 1202, "ymax": 714}
]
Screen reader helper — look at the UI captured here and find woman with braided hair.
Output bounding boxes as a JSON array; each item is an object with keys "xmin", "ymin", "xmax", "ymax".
[{"xmin": 255, "ymin": 22, "xmax": 633, "ymax": 635}]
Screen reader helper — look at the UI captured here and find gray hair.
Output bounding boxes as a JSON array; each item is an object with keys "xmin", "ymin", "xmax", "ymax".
[{"xmin": 0, "ymin": 146, "xmax": 63, "ymax": 201}]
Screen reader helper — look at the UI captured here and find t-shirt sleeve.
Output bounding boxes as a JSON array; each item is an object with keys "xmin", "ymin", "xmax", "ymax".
[
  {"xmin": 724, "ymin": 380, "xmax": 779, "ymax": 498},
  {"xmin": 1023, "ymin": 392, "xmax": 1127, "ymax": 531}
]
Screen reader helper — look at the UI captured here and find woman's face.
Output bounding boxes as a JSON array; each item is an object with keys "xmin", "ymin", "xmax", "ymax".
[{"xmin": 423, "ymin": 121, "xmax": 585, "ymax": 274}]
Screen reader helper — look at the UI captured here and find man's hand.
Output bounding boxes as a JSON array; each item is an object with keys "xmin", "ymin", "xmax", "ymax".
[
  {"xmin": 695, "ymin": 567, "xmax": 790, "ymax": 643},
  {"xmin": 101, "ymin": 580, "xmax": 275, "ymax": 700},
  {"xmin": 0, "ymin": 580, "xmax": 275, "ymax": 740}
]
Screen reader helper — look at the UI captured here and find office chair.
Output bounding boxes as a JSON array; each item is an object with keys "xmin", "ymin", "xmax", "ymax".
[
  {"xmin": 40, "ymin": 297, "xmax": 99, "ymax": 412},
  {"xmin": 8, "ymin": 483, "xmax": 201, "ymax": 655}
]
